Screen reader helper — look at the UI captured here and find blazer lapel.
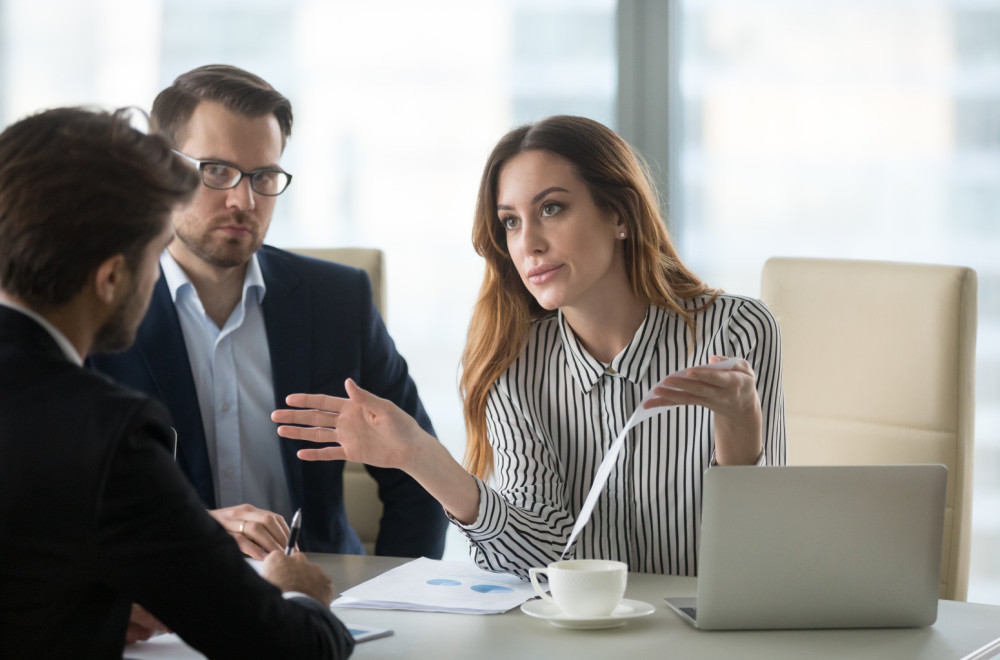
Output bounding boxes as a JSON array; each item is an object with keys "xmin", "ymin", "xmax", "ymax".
[
  {"xmin": 259, "ymin": 248, "xmax": 310, "ymax": 510},
  {"xmin": 135, "ymin": 275, "xmax": 217, "ymax": 507}
]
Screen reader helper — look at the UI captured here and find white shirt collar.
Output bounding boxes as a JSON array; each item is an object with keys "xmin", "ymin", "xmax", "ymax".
[
  {"xmin": 557, "ymin": 305, "xmax": 660, "ymax": 394},
  {"xmin": 0, "ymin": 298, "xmax": 84, "ymax": 365},
  {"xmin": 160, "ymin": 249, "xmax": 267, "ymax": 304}
]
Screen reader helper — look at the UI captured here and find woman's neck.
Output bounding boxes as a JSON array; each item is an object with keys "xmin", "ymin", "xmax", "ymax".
[{"xmin": 562, "ymin": 292, "xmax": 648, "ymax": 364}]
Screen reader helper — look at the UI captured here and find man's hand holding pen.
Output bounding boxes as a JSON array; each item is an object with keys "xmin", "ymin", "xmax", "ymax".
[
  {"xmin": 259, "ymin": 508, "xmax": 333, "ymax": 604},
  {"xmin": 262, "ymin": 555, "xmax": 333, "ymax": 605}
]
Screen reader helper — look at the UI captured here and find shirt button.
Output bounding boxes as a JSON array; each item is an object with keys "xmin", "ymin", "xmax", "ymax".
[
  {"xmin": 220, "ymin": 402, "xmax": 231, "ymax": 412},
  {"xmin": 604, "ymin": 367, "xmax": 618, "ymax": 376}
]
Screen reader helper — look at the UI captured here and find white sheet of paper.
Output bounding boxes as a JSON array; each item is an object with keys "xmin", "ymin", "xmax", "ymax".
[
  {"xmin": 561, "ymin": 357, "xmax": 740, "ymax": 558},
  {"xmin": 123, "ymin": 633, "xmax": 206, "ymax": 660},
  {"xmin": 333, "ymin": 557, "xmax": 535, "ymax": 614}
]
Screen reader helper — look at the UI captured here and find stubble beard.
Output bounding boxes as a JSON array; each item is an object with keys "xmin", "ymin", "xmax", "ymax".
[
  {"xmin": 175, "ymin": 210, "xmax": 264, "ymax": 270},
  {"xmin": 91, "ymin": 283, "xmax": 142, "ymax": 355}
]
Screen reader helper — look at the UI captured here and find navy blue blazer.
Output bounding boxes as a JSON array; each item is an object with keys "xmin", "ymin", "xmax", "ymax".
[{"xmin": 90, "ymin": 245, "xmax": 447, "ymax": 558}]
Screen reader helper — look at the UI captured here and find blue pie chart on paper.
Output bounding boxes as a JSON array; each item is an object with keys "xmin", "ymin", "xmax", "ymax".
[
  {"xmin": 426, "ymin": 579, "xmax": 462, "ymax": 586},
  {"xmin": 470, "ymin": 584, "xmax": 514, "ymax": 593}
]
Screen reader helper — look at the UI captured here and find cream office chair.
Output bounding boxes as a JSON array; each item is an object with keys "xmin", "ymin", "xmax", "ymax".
[
  {"xmin": 288, "ymin": 247, "xmax": 386, "ymax": 554},
  {"xmin": 759, "ymin": 257, "xmax": 977, "ymax": 601}
]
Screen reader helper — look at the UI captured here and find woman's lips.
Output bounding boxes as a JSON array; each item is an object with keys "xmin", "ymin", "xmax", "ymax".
[{"xmin": 526, "ymin": 264, "xmax": 562, "ymax": 284}]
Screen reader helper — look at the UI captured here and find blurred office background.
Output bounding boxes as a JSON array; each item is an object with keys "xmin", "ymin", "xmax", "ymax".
[{"xmin": 1, "ymin": 0, "xmax": 996, "ymax": 603}]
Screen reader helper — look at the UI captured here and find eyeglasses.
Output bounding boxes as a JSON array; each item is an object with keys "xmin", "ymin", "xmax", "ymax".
[{"xmin": 172, "ymin": 150, "xmax": 293, "ymax": 196}]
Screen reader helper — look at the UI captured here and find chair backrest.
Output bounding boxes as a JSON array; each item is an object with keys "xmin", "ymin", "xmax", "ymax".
[
  {"xmin": 760, "ymin": 257, "xmax": 977, "ymax": 601},
  {"xmin": 287, "ymin": 247, "xmax": 386, "ymax": 554},
  {"xmin": 288, "ymin": 247, "xmax": 387, "ymax": 320}
]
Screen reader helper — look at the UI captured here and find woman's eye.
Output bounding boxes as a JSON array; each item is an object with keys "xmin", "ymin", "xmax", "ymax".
[
  {"xmin": 540, "ymin": 202, "xmax": 562, "ymax": 217},
  {"xmin": 500, "ymin": 215, "xmax": 520, "ymax": 230}
]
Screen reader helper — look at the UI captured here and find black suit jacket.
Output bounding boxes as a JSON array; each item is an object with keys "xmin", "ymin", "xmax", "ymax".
[
  {"xmin": 89, "ymin": 245, "xmax": 447, "ymax": 557},
  {"xmin": 0, "ymin": 305, "xmax": 354, "ymax": 659}
]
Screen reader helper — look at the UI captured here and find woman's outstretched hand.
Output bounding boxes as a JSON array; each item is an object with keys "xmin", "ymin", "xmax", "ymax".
[
  {"xmin": 273, "ymin": 378, "xmax": 482, "ymax": 523},
  {"xmin": 272, "ymin": 378, "xmax": 430, "ymax": 470}
]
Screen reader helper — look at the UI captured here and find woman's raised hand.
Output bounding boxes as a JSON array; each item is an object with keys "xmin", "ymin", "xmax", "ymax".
[
  {"xmin": 273, "ymin": 378, "xmax": 482, "ymax": 524},
  {"xmin": 643, "ymin": 356, "xmax": 763, "ymax": 465},
  {"xmin": 272, "ymin": 378, "xmax": 430, "ymax": 470}
]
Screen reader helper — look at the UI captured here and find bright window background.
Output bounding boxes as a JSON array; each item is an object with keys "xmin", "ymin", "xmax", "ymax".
[
  {"xmin": 0, "ymin": 0, "xmax": 616, "ymax": 562},
  {"xmin": 667, "ymin": 0, "xmax": 1000, "ymax": 605},
  {"xmin": 3, "ymin": 0, "xmax": 998, "ymax": 605}
]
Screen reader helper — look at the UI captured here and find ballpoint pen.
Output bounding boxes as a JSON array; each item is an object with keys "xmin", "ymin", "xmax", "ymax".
[{"xmin": 285, "ymin": 508, "xmax": 302, "ymax": 556}]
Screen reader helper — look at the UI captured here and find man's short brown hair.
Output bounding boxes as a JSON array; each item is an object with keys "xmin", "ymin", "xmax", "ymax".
[
  {"xmin": 0, "ymin": 107, "xmax": 199, "ymax": 308},
  {"xmin": 151, "ymin": 64, "xmax": 293, "ymax": 149}
]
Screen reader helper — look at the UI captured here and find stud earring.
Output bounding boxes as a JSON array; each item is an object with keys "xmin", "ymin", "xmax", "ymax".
[{"xmin": 619, "ymin": 232, "xmax": 626, "ymax": 239}]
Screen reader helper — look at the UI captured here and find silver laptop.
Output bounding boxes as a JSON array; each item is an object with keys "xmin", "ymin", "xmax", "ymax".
[{"xmin": 665, "ymin": 465, "xmax": 946, "ymax": 630}]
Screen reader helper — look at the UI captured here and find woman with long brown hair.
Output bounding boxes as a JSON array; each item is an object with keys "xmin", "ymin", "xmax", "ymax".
[{"xmin": 274, "ymin": 116, "xmax": 785, "ymax": 577}]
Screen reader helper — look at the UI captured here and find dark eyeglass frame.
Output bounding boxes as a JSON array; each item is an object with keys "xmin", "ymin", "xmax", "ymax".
[{"xmin": 172, "ymin": 150, "xmax": 293, "ymax": 196}]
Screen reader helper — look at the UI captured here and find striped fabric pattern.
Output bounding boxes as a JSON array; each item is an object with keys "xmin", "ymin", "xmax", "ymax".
[{"xmin": 457, "ymin": 295, "xmax": 786, "ymax": 578}]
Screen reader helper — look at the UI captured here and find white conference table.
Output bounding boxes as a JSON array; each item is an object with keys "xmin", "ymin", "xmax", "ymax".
[
  {"xmin": 124, "ymin": 553, "xmax": 1000, "ymax": 659},
  {"xmin": 317, "ymin": 554, "xmax": 1000, "ymax": 660}
]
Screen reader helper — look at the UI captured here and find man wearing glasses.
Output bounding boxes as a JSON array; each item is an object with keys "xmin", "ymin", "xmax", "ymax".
[{"xmin": 91, "ymin": 65, "xmax": 447, "ymax": 560}]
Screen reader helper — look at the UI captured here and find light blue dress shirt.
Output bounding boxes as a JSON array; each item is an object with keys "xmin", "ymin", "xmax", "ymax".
[{"xmin": 161, "ymin": 251, "xmax": 293, "ymax": 521}]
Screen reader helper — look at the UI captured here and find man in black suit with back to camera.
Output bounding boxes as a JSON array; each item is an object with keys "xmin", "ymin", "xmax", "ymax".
[{"xmin": 0, "ymin": 106, "xmax": 354, "ymax": 659}]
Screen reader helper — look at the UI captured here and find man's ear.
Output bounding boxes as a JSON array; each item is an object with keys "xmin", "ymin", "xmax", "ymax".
[{"xmin": 92, "ymin": 254, "xmax": 128, "ymax": 305}]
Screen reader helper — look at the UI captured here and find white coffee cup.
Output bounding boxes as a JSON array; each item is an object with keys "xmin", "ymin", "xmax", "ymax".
[{"xmin": 528, "ymin": 559, "xmax": 628, "ymax": 617}]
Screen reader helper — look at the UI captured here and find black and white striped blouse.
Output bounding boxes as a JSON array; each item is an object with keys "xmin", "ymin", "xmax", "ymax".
[{"xmin": 456, "ymin": 294, "xmax": 786, "ymax": 578}]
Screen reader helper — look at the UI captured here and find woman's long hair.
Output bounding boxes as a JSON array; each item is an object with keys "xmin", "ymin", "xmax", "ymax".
[{"xmin": 460, "ymin": 115, "xmax": 717, "ymax": 480}]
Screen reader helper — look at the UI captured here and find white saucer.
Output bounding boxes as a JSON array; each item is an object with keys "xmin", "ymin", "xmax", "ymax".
[{"xmin": 520, "ymin": 598, "xmax": 655, "ymax": 629}]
